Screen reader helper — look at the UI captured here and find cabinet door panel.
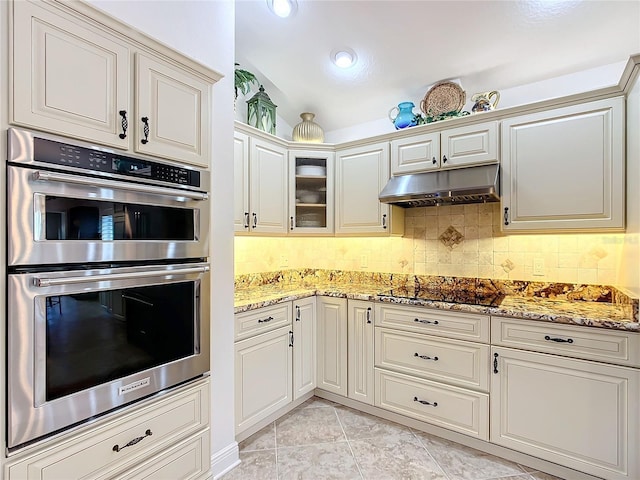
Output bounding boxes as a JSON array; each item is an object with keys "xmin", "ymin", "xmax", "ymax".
[
  {"xmin": 440, "ymin": 121, "xmax": 498, "ymax": 168},
  {"xmin": 348, "ymin": 300, "xmax": 374, "ymax": 405},
  {"xmin": 391, "ymin": 132, "xmax": 440, "ymax": 175},
  {"xmin": 293, "ymin": 297, "xmax": 317, "ymax": 399},
  {"xmin": 235, "ymin": 326, "xmax": 293, "ymax": 433},
  {"xmin": 12, "ymin": 0, "xmax": 130, "ymax": 148},
  {"xmin": 136, "ymin": 53, "xmax": 211, "ymax": 167},
  {"xmin": 335, "ymin": 142, "xmax": 391, "ymax": 234},
  {"xmin": 491, "ymin": 347, "xmax": 640, "ymax": 480},
  {"xmin": 250, "ymin": 139, "xmax": 289, "ymax": 234},
  {"xmin": 234, "ymin": 132, "xmax": 251, "ymax": 232},
  {"xmin": 316, "ymin": 297, "xmax": 348, "ymax": 396},
  {"xmin": 501, "ymin": 97, "xmax": 624, "ymax": 231}
]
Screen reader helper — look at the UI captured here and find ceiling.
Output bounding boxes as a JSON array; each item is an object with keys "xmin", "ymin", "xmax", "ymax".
[{"xmin": 235, "ymin": 0, "xmax": 640, "ymax": 135}]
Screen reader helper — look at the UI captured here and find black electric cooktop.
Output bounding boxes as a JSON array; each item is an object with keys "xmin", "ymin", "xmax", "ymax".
[{"xmin": 377, "ymin": 287, "xmax": 505, "ymax": 307}]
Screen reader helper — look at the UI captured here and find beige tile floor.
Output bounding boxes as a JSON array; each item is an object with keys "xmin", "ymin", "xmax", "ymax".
[{"xmin": 222, "ymin": 396, "xmax": 565, "ymax": 480}]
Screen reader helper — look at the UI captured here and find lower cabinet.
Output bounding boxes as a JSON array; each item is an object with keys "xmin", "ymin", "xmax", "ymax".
[
  {"xmin": 293, "ymin": 297, "xmax": 317, "ymax": 400},
  {"xmin": 316, "ymin": 296, "xmax": 348, "ymax": 396},
  {"xmin": 5, "ymin": 378, "xmax": 211, "ymax": 480},
  {"xmin": 347, "ymin": 300, "xmax": 375, "ymax": 405},
  {"xmin": 491, "ymin": 346, "xmax": 640, "ymax": 480}
]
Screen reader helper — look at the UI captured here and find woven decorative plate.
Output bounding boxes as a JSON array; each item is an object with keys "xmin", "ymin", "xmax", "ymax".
[{"xmin": 420, "ymin": 81, "xmax": 466, "ymax": 117}]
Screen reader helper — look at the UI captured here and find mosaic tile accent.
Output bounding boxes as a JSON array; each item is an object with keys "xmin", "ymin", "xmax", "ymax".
[
  {"xmin": 501, "ymin": 258, "xmax": 515, "ymax": 273},
  {"xmin": 439, "ymin": 225, "xmax": 464, "ymax": 248}
]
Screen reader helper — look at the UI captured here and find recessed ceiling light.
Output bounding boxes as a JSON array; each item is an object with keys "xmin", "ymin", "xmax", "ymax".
[
  {"xmin": 331, "ymin": 48, "xmax": 357, "ymax": 68},
  {"xmin": 267, "ymin": 0, "xmax": 297, "ymax": 18}
]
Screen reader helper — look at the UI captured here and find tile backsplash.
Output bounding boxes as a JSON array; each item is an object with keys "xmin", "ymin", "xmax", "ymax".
[{"xmin": 235, "ymin": 203, "xmax": 626, "ymax": 285}]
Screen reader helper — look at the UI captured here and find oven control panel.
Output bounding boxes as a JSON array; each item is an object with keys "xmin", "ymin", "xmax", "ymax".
[{"xmin": 32, "ymin": 137, "xmax": 201, "ymax": 188}]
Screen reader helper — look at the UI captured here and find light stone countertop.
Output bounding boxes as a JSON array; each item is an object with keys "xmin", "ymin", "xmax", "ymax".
[{"xmin": 234, "ymin": 281, "xmax": 640, "ymax": 332}]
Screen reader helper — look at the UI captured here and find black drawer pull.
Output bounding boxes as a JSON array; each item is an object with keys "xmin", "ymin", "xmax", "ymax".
[
  {"xmin": 414, "ymin": 318, "xmax": 439, "ymax": 325},
  {"xmin": 493, "ymin": 352, "xmax": 499, "ymax": 374},
  {"xmin": 544, "ymin": 335, "xmax": 574, "ymax": 344},
  {"xmin": 113, "ymin": 429, "xmax": 152, "ymax": 452},
  {"xmin": 258, "ymin": 316, "xmax": 274, "ymax": 323},
  {"xmin": 413, "ymin": 396, "xmax": 437, "ymax": 407},
  {"xmin": 414, "ymin": 353, "xmax": 438, "ymax": 361}
]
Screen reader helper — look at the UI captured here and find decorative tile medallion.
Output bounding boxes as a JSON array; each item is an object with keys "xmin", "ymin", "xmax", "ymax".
[
  {"xmin": 501, "ymin": 259, "xmax": 515, "ymax": 273},
  {"xmin": 439, "ymin": 226, "xmax": 464, "ymax": 248}
]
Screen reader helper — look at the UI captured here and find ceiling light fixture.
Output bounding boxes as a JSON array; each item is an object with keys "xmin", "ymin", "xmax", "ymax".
[
  {"xmin": 331, "ymin": 48, "xmax": 357, "ymax": 68},
  {"xmin": 267, "ymin": 0, "xmax": 297, "ymax": 18}
]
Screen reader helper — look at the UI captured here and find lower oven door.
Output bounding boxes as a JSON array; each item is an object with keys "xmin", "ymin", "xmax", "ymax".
[{"xmin": 7, "ymin": 262, "xmax": 210, "ymax": 449}]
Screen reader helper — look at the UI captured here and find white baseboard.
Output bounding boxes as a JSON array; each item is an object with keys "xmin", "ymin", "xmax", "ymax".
[{"xmin": 211, "ymin": 441, "xmax": 240, "ymax": 480}]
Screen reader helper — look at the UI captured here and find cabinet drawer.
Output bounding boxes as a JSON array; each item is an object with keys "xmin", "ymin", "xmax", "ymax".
[
  {"xmin": 375, "ymin": 369, "xmax": 489, "ymax": 440},
  {"xmin": 375, "ymin": 304, "xmax": 489, "ymax": 343},
  {"xmin": 115, "ymin": 430, "xmax": 210, "ymax": 480},
  {"xmin": 375, "ymin": 328, "xmax": 490, "ymax": 391},
  {"xmin": 492, "ymin": 317, "xmax": 640, "ymax": 367},
  {"xmin": 235, "ymin": 303, "xmax": 292, "ymax": 340},
  {"xmin": 7, "ymin": 379, "xmax": 209, "ymax": 480}
]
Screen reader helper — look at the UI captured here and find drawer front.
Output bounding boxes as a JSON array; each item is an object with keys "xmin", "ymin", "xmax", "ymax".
[
  {"xmin": 492, "ymin": 316, "xmax": 640, "ymax": 367},
  {"xmin": 375, "ymin": 304, "xmax": 489, "ymax": 343},
  {"xmin": 235, "ymin": 303, "xmax": 292, "ymax": 340},
  {"xmin": 375, "ymin": 328, "xmax": 490, "ymax": 391},
  {"xmin": 115, "ymin": 430, "xmax": 210, "ymax": 480},
  {"xmin": 7, "ymin": 379, "xmax": 209, "ymax": 480},
  {"xmin": 375, "ymin": 368, "xmax": 489, "ymax": 440}
]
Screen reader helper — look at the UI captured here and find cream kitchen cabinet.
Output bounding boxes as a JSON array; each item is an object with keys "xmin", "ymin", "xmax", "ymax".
[
  {"xmin": 347, "ymin": 300, "xmax": 375, "ymax": 405},
  {"xmin": 391, "ymin": 121, "xmax": 498, "ymax": 175},
  {"xmin": 11, "ymin": 0, "xmax": 217, "ymax": 167},
  {"xmin": 293, "ymin": 297, "xmax": 317, "ymax": 399},
  {"xmin": 234, "ymin": 127, "xmax": 289, "ymax": 234},
  {"xmin": 501, "ymin": 97, "xmax": 624, "ymax": 231},
  {"xmin": 5, "ymin": 378, "xmax": 211, "ymax": 480},
  {"xmin": 316, "ymin": 296, "xmax": 348, "ymax": 396},
  {"xmin": 289, "ymin": 149, "xmax": 335, "ymax": 234},
  {"xmin": 335, "ymin": 142, "xmax": 404, "ymax": 235},
  {"xmin": 491, "ymin": 346, "xmax": 640, "ymax": 480}
]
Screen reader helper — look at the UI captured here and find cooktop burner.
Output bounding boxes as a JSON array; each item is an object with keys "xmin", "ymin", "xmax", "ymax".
[{"xmin": 377, "ymin": 287, "xmax": 505, "ymax": 307}]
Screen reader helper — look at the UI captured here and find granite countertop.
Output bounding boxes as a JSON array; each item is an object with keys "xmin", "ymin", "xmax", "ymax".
[{"xmin": 234, "ymin": 270, "xmax": 640, "ymax": 332}]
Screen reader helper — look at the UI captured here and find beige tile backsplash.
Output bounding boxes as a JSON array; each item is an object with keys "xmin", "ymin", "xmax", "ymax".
[{"xmin": 235, "ymin": 203, "xmax": 626, "ymax": 285}]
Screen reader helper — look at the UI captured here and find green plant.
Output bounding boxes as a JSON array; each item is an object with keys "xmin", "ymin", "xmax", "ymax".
[{"xmin": 234, "ymin": 63, "xmax": 258, "ymax": 99}]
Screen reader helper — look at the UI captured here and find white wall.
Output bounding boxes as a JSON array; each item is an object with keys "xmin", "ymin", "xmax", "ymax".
[{"xmin": 88, "ymin": 0, "xmax": 238, "ymax": 476}]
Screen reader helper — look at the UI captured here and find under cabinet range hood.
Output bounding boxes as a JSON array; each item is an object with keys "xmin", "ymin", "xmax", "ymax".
[{"xmin": 379, "ymin": 164, "xmax": 500, "ymax": 207}]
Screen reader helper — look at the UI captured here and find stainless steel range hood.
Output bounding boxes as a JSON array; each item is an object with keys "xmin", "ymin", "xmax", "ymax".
[{"xmin": 379, "ymin": 164, "xmax": 500, "ymax": 207}]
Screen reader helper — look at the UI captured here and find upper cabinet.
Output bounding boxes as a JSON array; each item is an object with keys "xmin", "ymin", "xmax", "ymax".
[
  {"xmin": 335, "ymin": 141, "xmax": 403, "ymax": 235},
  {"xmin": 11, "ymin": 0, "xmax": 219, "ymax": 167},
  {"xmin": 391, "ymin": 121, "xmax": 498, "ymax": 175},
  {"xmin": 501, "ymin": 97, "xmax": 625, "ymax": 232},
  {"xmin": 289, "ymin": 149, "xmax": 335, "ymax": 234}
]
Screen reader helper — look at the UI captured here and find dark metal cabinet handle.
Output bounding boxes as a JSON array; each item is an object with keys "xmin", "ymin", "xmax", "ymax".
[
  {"xmin": 504, "ymin": 207, "xmax": 509, "ymax": 226},
  {"xmin": 382, "ymin": 214, "xmax": 387, "ymax": 229},
  {"xmin": 414, "ymin": 353, "xmax": 438, "ymax": 361},
  {"xmin": 414, "ymin": 318, "xmax": 439, "ymax": 325},
  {"xmin": 289, "ymin": 330, "xmax": 294, "ymax": 347},
  {"xmin": 432, "ymin": 156, "xmax": 436, "ymax": 165},
  {"xmin": 113, "ymin": 429, "xmax": 152, "ymax": 452},
  {"xmin": 244, "ymin": 212, "xmax": 250, "ymax": 229},
  {"xmin": 544, "ymin": 335, "xmax": 574, "ymax": 344},
  {"xmin": 119, "ymin": 110, "xmax": 128, "ymax": 139},
  {"xmin": 140, "ymin": 117, "xmax": 150, "ymax": 144},
  {"xmin": 366, "ymin": 307, "xmax": 372, "ymax": 324},
  {"xmin": 413, "ymin": 396, "xmax": 437, "ymax": 407},
  {"xmin": 290, "ymin": 216, "xmax": 294, "ymax": 230},
  {"xmin": 252, "ymin": 213, "xmax": 257, "ymax": 228},
  {"xmin": 295, "ymin": 306, "xmax": 301, "ymax": 321},
  {"xmin": 442, "ymin": 155, "xmax": 448, "ymax": 163},
  {"xmin": 493, "ymin": 352, "xmax": 499, "ymax": 374},
  {"xmin": 258, "ymin": 316, "xmax": 274, "ymax": 323}
]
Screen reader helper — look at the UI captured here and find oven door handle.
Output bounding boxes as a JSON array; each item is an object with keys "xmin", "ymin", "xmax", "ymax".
[
  {"xmin": 32, "ymin": 170, "xmax": 208, "ymax": 201},
  {"xmin": 33, "ymin": 265, "xmax": 210, "ymax": 287}
]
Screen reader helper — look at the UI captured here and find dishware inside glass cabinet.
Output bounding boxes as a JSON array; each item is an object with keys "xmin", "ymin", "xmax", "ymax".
[{"xmin": 294, "ymin": 157, "xmax": 328, "ymax": 229}]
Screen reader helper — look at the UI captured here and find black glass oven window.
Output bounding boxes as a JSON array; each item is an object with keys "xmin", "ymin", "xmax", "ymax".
[
  {"xmin": 44, "ymin": 197, "xmax": 195, "ymax": 241},
  {"xmin": 45, "ymin": 282, "xmax": 196, "ymax": 401}
]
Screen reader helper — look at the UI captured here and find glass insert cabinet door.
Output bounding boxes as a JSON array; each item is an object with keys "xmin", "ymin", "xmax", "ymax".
[{"xmin": 288, "ymin": 150, "xmax": 334, "ymax": 233}]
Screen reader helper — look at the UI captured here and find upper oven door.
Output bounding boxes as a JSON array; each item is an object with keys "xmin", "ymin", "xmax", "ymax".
[{"xmin": 7, "ymin": 165, "xmax": 209, "ymax": 266}]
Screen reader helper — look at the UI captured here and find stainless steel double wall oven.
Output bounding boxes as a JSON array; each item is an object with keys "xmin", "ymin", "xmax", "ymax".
[{"xmin": 6, "ymin": 128, "xmax": 211, "ymax": 449}]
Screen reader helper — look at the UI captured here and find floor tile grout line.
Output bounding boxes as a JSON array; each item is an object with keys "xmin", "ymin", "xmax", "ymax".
[
  {"xmin": 332, "ymin": 405, "xmax": 366, "ymax": 480},
  {"xmin": 409, "ymin": 427, "xmax": 454, "ymax": 480},
  {"xmin": 273, "ymin": 420, "xmax": 280, "ymax": 480}
]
